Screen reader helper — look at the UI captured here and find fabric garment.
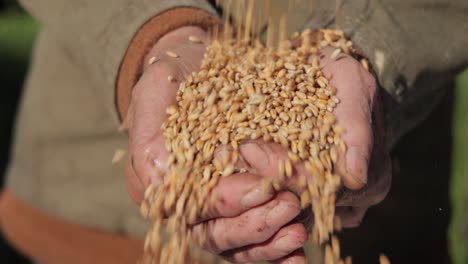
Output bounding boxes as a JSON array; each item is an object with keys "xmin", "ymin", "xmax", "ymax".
[
  {"xmin": 6, "ymin": 0, "xmax": 219, "ymax": 237},
  {"xmin": 0, "ymin": 190, "xmax": 143, "ymax": 264},
  {"xmin": 1, "ymin": 0, "xmax": 467, "ymax": 263},
  {"xmin": 214, "ymin": 0, "xmax": 468, "ymax": 146}
]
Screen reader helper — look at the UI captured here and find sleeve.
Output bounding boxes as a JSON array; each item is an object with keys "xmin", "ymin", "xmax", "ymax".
[
  {"xmin": 305, "ymin": 0, "xmax": 468, "ymax": 146},
  {"xmin": 19, "ymin": 0, "xmax": 220, "ymax": 122}
]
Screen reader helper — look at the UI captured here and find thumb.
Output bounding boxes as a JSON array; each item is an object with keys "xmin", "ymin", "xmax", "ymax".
[
  {"xmin": 343, "ymin": 144, "xmax": 371, "ymax": 190},
  {"xmin": 332, "ymin": 84, "xmax": 373, "ymax": 190},
  {"xmin": 331, "ymin": 80, "xmax": 374, "ymax": 190},
  {"xmin": 319, "ymin": 53, "xmax": 376, "ymax": 190},
  {"xmin": 237, "ymin": 141, "xmax": 309, "ymax": 195}
]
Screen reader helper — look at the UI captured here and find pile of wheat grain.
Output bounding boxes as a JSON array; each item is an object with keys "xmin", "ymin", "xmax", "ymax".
[{"xmin": 136, "ymin": 27, "xmax": 372, "ymax": 264}]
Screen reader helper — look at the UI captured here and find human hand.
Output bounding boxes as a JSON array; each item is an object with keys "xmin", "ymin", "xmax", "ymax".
[
  {"xmin": 192, "ymin": 47, "xmax": 393, "ymax": 262},
  {"xmin": 319, "ymin": 47, "xmax": 391, "ymax": 227},
  {"xmin": 125, "ymin": 26, "xmax": 210, "ymax": 202},
  {"xmin": 235, "ymin": 46, "xmax": 392, "ymax": 229},
  {"xmin": 125, "ymin": 26, "xmax": 309, "ymax": 263}
]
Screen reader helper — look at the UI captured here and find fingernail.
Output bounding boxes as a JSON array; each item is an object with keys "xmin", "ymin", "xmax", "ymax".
[
  {"xmin": 240, "ymin": 187, "xmax": 274, "ymax": 208},
  {"xmin": 346, "ymin": 148, "xmax": 368, "ymax": 186}
]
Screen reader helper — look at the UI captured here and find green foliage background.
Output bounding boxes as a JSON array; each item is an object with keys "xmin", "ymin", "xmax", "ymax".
[{"xmin": 450, "ymin": 71, "xmax": 468, "ymax": 264}]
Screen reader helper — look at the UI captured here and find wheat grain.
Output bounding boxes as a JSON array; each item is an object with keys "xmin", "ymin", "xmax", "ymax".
[
  {"xmin": 111, "ymin": 149, "xmax": 126, "ymax": 164},
  {"xmin": 148, "ymin": 56, "xmax": 158, "ymax": 65},
  {"xmin": 166, "ymin": 51, "xmax": 179, "ymax": 58},
  {"xmin": 331, "ymin": 48, "xmax": 341, "ymax": 60},
  {"xmin": 188, "ymin": 35, "xmax": 202, "ymax": 43}
]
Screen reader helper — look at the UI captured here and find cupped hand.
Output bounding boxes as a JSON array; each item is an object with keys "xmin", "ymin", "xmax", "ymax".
[
  {"xmin": 319, "ymin": 47, "xmax": 391, "ymax": 226},
  {"xmin": 125, "ymin": 26, "xmax": 308, "ymax": 263},
  {"xmin": 125, "ymin": 26, "xmax": 210, "ymax": 202},
  {"xmin": 236, "ymin": 47, "xmax": 392, "ymax": 229}
]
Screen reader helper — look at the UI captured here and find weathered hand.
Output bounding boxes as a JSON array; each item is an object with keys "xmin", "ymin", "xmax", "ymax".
[
  {"xmin": 236, "ymin": 47, "xmax": 392, "ymax": 228},
  {"xmin": 125, "ymin": 26, "xmax": 210, "ymax": 203},
  {"xmin": 125, "ymin": 26, "xmax": 309, "ymax": 263},
  {"xmin": 319, "ymin": 47, "xmax": 391, "ymax": 227}
]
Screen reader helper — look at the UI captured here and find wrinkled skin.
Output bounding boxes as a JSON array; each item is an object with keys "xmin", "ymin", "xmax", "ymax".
[{"xmin": 125, "ymin": 26, "xmax": 391, "ymax": 264}]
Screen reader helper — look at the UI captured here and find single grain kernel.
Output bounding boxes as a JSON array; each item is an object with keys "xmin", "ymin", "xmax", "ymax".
[
  {"xmin": 111, "ymin": 149, "xmax": 126, "ymax": 164},
  {"xmin": 148, "ymin": 56, "xmax": 158, "ymax": 65},
  {"xmin": 331, "ymin": 48, "xmax": 341, "ymax": 60},
  {"xmin": 188, "ymin": 35, "xmax": 202, "ymax": 43},
  {"xmin": 166, "ymin": 50, "xmax": 179, "ymax": 58}
]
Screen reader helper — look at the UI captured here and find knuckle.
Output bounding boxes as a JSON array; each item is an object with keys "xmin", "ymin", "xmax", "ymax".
[{"xmin": 250, "ymin": 220, "xmax": 272, "ymax": 243}]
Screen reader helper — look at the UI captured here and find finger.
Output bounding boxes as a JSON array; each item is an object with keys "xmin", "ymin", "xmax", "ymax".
[
  {"xmin": 238, "ymin": 141, "xmax": 309, "ymax": 194},
  {"xmin": 319, "ymin": 50, "xmax": 376, "ymax": 190},
  {"xmin": 271, "ymin": 248, "xmax": 307, "ymax": 264},
  {"xmin": 238, "ymin": 141, "xmax": 287, "ymax": 176},
  {"xmin": 335, "ymin": 206, "xmax": 368, "ymax": 228},
  {"xmin": 195, "ymin": 191, "xmax": 301, "ymax": 254},
  {"xmin": 194, "ymin": 173, "xmax": 275, "ymax": 223},
  {"xmin": 335, "ymin": 100, "xmax": 392, "ymax": 208},
  {"xmin": 221, "ymin": 223, "xmax": 307, "ymax": 263}
]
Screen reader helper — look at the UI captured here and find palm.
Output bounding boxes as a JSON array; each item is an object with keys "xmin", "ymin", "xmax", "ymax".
[{"xmin": 126, "ymin": 27, "xmax": 209, "ymax": 202}]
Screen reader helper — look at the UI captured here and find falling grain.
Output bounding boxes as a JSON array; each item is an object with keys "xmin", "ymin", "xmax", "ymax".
[
  {"xmin": 111, "ymin": 149, "xmax": 126, "ymax": 164},
  {"xmin": 148, "ymin": 56, "xmax": 158, "ymax": 65},
  {"xmin": 330, "ymin": 48, "xmax": 341, "ymax": 60},
  {"xmin": 361, "ymin": 59, "xmax": 369, "ymax": 71}
]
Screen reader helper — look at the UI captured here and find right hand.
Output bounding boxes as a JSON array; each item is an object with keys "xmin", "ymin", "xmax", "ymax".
[{"xmin": 125, "ymin": 26, "xmax": 307, "ymax": 263}]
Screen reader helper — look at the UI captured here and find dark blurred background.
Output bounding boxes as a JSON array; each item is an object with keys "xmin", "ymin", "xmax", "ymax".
[
  {"xmin": 0, "ymin": 1, "xmax": 466, "ymax": 264},
  {"xmin": 0, "ymin": 0, "xmax": 35, "ymax": 263}
]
